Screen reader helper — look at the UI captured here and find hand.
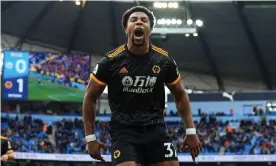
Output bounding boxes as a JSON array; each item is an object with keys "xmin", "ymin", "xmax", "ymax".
[
  {"xmin": 87, "ymin": 140, "xmax": 107, "ymax": 161},
  {"xmin": 1, "ymin": 154, "xmax": 9, "ymax": 163},
  {"xmin": 181, "ymin": 134, "xmax": 202, "ymax": 161}
]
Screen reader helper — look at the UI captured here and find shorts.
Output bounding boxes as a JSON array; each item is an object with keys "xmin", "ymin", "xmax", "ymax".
[{"xmin": 110, "ymin": 124, "xmax": 178, "ymax": 166}]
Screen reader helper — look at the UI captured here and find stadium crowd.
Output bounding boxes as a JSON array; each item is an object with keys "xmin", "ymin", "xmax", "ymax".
[
  {"xmin": 2, "ymin": 102, "xmax": 82, "ymax": 116},
  {"xmin": 1, "ymin": 113, "xmax": 275, "ymax": 155},
  {"xmin": 29, "ymin": 53, "xmax": 90, "ymax": 84},
  {"xmin": 170, "ymin": 115, "xmax": 276, "ymax": 155},
  {"xmin": 1, "ymin": 115, "xmax": 55, "ymax": 153}
]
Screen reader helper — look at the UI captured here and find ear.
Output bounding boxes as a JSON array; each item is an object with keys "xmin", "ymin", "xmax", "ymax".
[{"xmin": 125, "ymin": 28, "xmax": 128, "ymax": 36}]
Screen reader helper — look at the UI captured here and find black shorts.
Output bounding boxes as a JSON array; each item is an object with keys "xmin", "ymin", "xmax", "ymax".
[{"xmin": 110, "ymin": 124, "xmax": 178, "ymax": 165}]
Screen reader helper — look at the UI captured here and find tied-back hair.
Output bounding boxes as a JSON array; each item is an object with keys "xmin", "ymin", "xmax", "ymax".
[{"xmin": 121, "ymin": 6, "xmax": 156, "ymax": 31}]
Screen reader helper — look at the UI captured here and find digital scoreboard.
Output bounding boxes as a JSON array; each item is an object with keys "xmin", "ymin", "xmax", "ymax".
[
  {"xmin": 2, "ymin": 50, "xmax": 29, "ymax": 100},
  {"xmin": 1, "ymin": 50, "xmax": 90, "ymax": 102}
]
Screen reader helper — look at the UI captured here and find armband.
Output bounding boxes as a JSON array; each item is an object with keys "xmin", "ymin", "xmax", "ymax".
[
  {"xmin": 85, "ymin": 134, "xmax": 96, "ymax": 142},
  {"xmin": 186, "ymin": 128, "xmax": 196, "ymax": 135}
]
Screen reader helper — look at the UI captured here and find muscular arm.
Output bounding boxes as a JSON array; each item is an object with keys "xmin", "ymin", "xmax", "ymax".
[
  {"xmin": 167, "ymin": 81, "xmax": 195, "ymax": 129},
  {"xmin": 83, "ymin": 79, "xmax": 106, "ymax": 135},
  {"xmin": 165, "ymin": 58, "xmax": 201, "ymax": 159}
]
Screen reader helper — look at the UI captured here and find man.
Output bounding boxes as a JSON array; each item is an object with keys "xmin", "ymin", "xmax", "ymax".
[
  {"xmin": 83, "ymin": 6, "xmax": 202, "ymax": 166},
  {"xmin": 37, "ymin": 76, "xmax": 42, "ymax": 85},
  {"xmin": 1, "ymin": 136, "xmax": 14, "ymax": 164}
]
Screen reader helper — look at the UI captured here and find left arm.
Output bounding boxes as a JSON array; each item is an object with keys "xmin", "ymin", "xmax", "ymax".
[
  {"xmin": 164, "ymin": 57, "xmax": 195, "ymax": 129},
  {"xmin": 164, "ymin": 57, "xmax": 201, "ymax": 161},
  {"xmin": 166, "ymin": 81, "xmax": 195, "ymax": 129}
]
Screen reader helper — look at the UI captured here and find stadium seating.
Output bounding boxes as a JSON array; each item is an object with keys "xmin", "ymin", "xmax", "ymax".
[{"xmin": 1, "ymin": 114, "xmax": 275, "ymax": 155}]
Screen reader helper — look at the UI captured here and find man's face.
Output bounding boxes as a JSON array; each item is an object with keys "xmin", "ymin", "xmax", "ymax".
[{"xmin": 125, "ymin": 12, "xmax": 151, "ymax": 47}]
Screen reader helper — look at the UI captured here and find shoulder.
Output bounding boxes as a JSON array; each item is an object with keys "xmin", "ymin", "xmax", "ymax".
[
  {"xmin": 151, "ymin": 44, "xmax": 169, "ymax": 57},
  {"xmin": 105, "ymin": 45, "xmax": 126, "ymax": 59},
  {"xmin": 151, "ymin": 44, "xmax": 176, "ymax": 64},
  {"xmin": 97, "ymin": 45, "xmax": 126, "ymax": 65}
]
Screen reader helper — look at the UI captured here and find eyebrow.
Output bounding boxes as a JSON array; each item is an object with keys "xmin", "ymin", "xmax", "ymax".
[{"xmin": 130, "ymin": 16, "xmax": 148, "ymax": 20}]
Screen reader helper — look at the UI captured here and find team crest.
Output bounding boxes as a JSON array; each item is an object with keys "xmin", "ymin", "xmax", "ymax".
[
  {"xmin": 5, "ymin": 81, "xmax": 13, "ymax": 89},
  {"xmin": 114, "ymin": 150, "xmax": 121, "ymax": 159},
  {"xmin": 152, "ymin": 65, "xmax": 161, "ymax": 74}
]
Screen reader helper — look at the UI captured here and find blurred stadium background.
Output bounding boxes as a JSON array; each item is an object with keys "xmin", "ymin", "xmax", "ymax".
[{"xmin": 1, "ymin": 1, "xmax": 276, "ymax": 166}]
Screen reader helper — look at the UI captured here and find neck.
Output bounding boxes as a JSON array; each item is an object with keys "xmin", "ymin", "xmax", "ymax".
[{"xmin": 127, "ymin": 40, "xmax": 149, "ymax": 55}]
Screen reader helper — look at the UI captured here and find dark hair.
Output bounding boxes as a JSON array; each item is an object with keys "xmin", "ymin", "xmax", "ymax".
[{"xmin": 121, "ymin": 6, "xmax": 156, "ymax": 30}]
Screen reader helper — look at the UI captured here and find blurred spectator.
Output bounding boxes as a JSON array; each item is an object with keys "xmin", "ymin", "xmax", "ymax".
[
  {"xmin": 1, "ymin": 116, "xmax": 54, "ymax": 153},
  {"xmin": 1, "ymin": 115, "xmax": 275, "ymax": 155},
  {"xmin": 29, "ymin": 54, "xmax": 90, "ymax": 86}
]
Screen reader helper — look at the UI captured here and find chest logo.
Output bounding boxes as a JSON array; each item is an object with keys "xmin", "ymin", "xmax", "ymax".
[
  {"xmin": 122, "ymin": 76, "xmax": 133, "ymax": 87},
  {"xmin": 152, "ymin": 65, "xmax": 161, "ymax": 74},
  {"xmin": 121, "ymin": 76, "xmax": 157, "ymax": 93}
]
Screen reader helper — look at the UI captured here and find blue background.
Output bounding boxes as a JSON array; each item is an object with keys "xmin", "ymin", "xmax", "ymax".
[{"xmin": 2, "ymin": 50, "xmax": 29, "ymax": 100}]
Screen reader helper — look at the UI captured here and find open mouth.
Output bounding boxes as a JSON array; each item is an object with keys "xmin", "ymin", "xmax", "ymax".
[{"xmin": 134, "ymin": 29, "xmax": 144, "ymax": 37}]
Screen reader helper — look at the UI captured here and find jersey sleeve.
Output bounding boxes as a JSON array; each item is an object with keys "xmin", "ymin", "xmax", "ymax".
[
  {"xmin": 90, "ymin": 57, "xmax": 110, "ymax": 86},
  {"xmin": 164, "ymin": 57, "xmax": 181, "ymax": 86}
]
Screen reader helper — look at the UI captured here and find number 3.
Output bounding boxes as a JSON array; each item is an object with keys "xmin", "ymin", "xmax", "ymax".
[{"xmin": 164, "ymin": 143, "xmax": 177, "ymax": 158}]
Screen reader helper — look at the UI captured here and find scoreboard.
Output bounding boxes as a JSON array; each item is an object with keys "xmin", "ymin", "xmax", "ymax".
[
  {"xmin": 1, "ymin": 50, "xmax": 90, "ymax": 102},
  {"xmin": 2, "ymin": 50, "xmax": 29, "ymax": 100}
]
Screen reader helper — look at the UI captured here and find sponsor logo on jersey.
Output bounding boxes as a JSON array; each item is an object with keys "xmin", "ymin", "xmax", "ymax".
[{"xmin": 121, "ymin": 76, "xmax": 157, "ymax": 93}]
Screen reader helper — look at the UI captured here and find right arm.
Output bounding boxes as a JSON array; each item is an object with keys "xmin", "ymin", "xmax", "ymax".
[
  {"xmin": 83, "ymin": 57, "xmax": 110, "ymax": 136},
  {"xmin": 83, "ymin": 58, "xmax": 110, "ymax": 161},
  {"xmin": 83, "ymin": 78, "xmax": 105, "ymax": 136}
]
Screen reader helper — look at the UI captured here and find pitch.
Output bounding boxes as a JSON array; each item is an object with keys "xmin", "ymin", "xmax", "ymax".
[{"xmin": 28, "ymin": 76, "xmax": 84, "ymax": 102}]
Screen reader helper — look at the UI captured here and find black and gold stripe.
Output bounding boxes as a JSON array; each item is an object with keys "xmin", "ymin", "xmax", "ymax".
[
  {"xmin": 151, "ymin": 44, "xmax": 168, "ymax": 56},
  {"xmin": 90, "ymin": 74, "xmax": 107, "ymax": 86},
  {"xmin": 167, "ymin": 74, "xmax": 181, "ymax": 86},
  {"xmin": 107, "ymin": 45, "xmax": 125, "ymax": 58}
]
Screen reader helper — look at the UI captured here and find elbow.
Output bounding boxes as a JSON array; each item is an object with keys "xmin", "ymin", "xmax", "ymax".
[
  {"xmin": 84, "ymin": 92, "xmax": 97, "ymax": 103},
  {"xmin": 174, "ymin": 89, "xmax": 186, "ymax": 103}
]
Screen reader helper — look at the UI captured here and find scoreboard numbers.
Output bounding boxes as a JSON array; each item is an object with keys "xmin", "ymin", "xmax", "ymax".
[
  {"xmin": 2, "ymin": 50, "xmax": 29, "ymax": 100},
  {"xmin": 15, "ymin": 59, "xmax": 27, "ymax": 74},
  {"xmin": 17, "ymin": 78, "xmax": 24, "ymax": 93}
]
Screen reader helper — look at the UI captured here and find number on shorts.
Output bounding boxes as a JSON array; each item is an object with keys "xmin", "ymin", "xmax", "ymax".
[{"xmin": 164, "ymin": 143, "xmax": 177, "ymax": 158}]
